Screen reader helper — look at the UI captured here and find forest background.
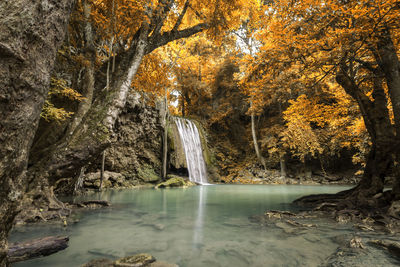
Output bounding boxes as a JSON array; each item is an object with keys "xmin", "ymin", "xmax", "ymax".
[{"xmin": 1, "ymin": 0, "xmax": 400, "ymax": 266}]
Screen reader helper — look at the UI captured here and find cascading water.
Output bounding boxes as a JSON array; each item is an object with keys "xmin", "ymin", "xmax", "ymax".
[{"xmin": 175, "ymin": 117, "xmax": 209, "ymax": 185}]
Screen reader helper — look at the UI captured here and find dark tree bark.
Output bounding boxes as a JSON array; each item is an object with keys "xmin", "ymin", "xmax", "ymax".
[
  {"xmin": 374, "ymin": 27, "xmax": 400, "ymax": 198},
  {"xmin": 0, "ymin": 1, "xmax": 75, "ymax": 266},
  {"xmin": 66, "ymin": 0, "xmax": 96, "ymax": 137},
  {"xmin": 336, "ymin": 58, "xmax": 395, "ymax": 203}
]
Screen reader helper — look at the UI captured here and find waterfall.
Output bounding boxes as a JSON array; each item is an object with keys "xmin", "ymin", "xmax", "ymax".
[{"xmin": 175, "ymin": 118, "xmax": 208, "ymax": 185}]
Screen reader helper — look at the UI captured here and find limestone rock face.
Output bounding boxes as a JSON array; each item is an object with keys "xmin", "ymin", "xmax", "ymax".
[
  {"xmin": 168, "ymin": 121, "xmax": 187, "ymax": 171},
  {"xmin": 83, "ymin": 171, "xmax": 126, "ymax": 189},
  {"xmin": 99, "ymin": 95, "xmax": 163, "ymax": 185}
]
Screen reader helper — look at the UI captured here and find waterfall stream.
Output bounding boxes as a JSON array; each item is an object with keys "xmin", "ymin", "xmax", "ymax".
[{"xmin": 175, "ymin": 117, "xmax": 208, "ymax": 185}]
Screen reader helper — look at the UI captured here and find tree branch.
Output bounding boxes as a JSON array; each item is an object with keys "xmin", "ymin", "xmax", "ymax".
[
  {"xmin": 146, "ymin": 23, "xmax": 209, "ymax": 54},
  {"xmin": 150, "ymin": 0, "xmax": 175, "ymax": 36},
  {"xmin": 172, "ymin": 0, "xmax": 190, "ymax": 32},
  {"xmin": 355, "ymin": 59, "xmax": 379, "ymax": 74}
]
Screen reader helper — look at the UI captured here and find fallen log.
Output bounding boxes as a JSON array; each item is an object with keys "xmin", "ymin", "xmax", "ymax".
[{"xmin": 8, "ymin": 236, "xmax": 69, "ymax": 263}]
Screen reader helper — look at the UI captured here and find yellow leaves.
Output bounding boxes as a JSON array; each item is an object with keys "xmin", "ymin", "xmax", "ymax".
[
  {"xmin": 49, "ymin": 78, "xmax": 84, "ymax": 101},
  {"xmin": 41, "ymin": 101, "xmax": 74, "ymax": 123},
  {"xmin": 40, "ymin": 78, "xmax": 83, "ymax": 123},
  {"xmin": 282, "ymin": 91, "xmax": 366, "ymax": 161}
]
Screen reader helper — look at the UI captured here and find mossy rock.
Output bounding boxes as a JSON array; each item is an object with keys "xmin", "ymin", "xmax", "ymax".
[
  {"xmin": 81, "ymin": 253, "xmax": 179, "ymax": 267},
  {"xmin": 155, "ymin": 176, "xmax": 195, "ymax": 188},
  {"xmin": 137, "ymin": 164, "xmax": 161, "ymax": 183},
  {"xmin": 114, "ymin": 253, "xmax": 156, "ymax": 267}
]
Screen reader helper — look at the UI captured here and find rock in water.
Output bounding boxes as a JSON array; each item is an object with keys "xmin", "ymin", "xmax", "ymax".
[
  {"xmin": 155, "ymin": 176, "xmax": 195, "ymax": 188},
  {"xmin": 82, "ymin": 253, "xmax": 178, "ymax": 267},
  {"xmin": 114, "ymin": 253, "xmax": 156, "ymax": 267}
]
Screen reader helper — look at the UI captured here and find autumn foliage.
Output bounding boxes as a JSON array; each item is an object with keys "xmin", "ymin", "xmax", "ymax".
[{"xmin": 42, "ymin": 0, "xmax": 400, "ymax": 187}]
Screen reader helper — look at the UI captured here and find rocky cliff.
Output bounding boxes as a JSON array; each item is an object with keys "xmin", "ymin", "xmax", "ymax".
[{"xmin": 77, "ymin": 94, "xmax": 164, "ymax": 190}]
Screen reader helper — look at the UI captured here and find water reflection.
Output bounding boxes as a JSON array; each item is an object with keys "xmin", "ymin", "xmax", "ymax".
[{"xmin": 193, "ymin": 186, "xmax": 207, "ymax": 249}]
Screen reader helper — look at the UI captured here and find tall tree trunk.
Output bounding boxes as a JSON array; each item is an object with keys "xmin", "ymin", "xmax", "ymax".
[
  {"xmin": 375, "ymin": 27, "xmax": 400, "ymax": 134},
  {"xmin": 0, "ymin": 1, "xmax": 74, "ymax": 265},
  {"xmin": 280, "ymin": 154, "xmax": 287, "ymax": 179},
  {"xmin": 375, "ymin": 27, "xmax": 400, "ymax": 199},
  {"xmin": 162, "ymin": 94, "xmax": 169, "ymax": 180},
  {"xmin": 250, "ymin": 103, "xmax": 266, "ymax": 170},
  {"xmin": 100, "ymin": 150, "xmax": 106, "ymax": 190},
  {"xmin": 336, "ymin": 61, "xmax": 394, "ymax": 202},
  {"xmin": 66, "ymin": 0, "xmax": 95, "ymax": 137}
]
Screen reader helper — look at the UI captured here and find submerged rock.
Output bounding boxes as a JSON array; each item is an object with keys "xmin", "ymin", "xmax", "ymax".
[
  {"xmin": 82, "ymin": 258, "xmax": 114, "ymax": 267},
  {"xmin": 114, "ymin": 253, "xmax": 156, "ymax": 267},
  {"xmin": 82, "ymin": 253, "xmax": 177, "ymax": 267}
]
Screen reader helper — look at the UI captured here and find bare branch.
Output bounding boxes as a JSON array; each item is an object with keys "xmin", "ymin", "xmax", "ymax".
[{"xmin": 172, "ymin": 0, "xmax": 190, "ymax": 32}]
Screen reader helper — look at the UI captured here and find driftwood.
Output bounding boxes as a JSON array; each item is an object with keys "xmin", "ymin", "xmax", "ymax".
[{"xmin": 8, "ymin": 236, "xmax": 69, "ymax": 263}]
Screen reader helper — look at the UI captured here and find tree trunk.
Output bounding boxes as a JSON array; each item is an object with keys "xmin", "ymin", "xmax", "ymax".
[
  {"xmin": 375, "ymin": 27, "xmax": 400, "ymax": 134},
  {"xmin": 74, "ymin": 167, "xmax": 85, "ymax": 195},
  {"xmin": 162, "ymin": 94, "xmax": 169, "ymax": 180},
  {"xmin": 100, "ymin": 150, "xmax": 106, "ymax": 190},
  {"xmin": 336, "ymin": 60, "xmax": 395, "ymax": 202},
  {"xmin": 66, "ymin": 0, "xmax": 95, "ymax": 137},
  {"xmin": 280, "ymin": 154, "xmax": 287, "ymax": 179},
  {"xmin": 375, "ymin": 27, "xmax": 400, "ymax": 199},
  {"xmin": 251, "ymin": 108, "xmax": 266, "ymax": 170},
  {"xmin": 0, "ymin": 1, "xmax": 74, "ymax": 265}
]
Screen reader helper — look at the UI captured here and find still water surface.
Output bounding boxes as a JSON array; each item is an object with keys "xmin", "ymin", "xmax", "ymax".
[{"xmin": 10, "ymin": 185, "xmax": 397, "ymax": 266}]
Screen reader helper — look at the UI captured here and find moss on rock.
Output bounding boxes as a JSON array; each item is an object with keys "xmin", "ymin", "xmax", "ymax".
[
  {"xmin": 137, "ymin": 164, "xmax": 161, "ymax": 183},
  {"xmin": 155, "ymin": 175, "xmax": 195, "ymax": 188},
  {"xmin": 114, "ymin": 253, "xmax": 156, "ymax": 267}
]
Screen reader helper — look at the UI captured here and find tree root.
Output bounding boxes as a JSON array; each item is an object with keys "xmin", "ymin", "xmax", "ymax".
[{"xmin": 292, "ymin": 187, "xmax": 400, "ymax": 234}]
